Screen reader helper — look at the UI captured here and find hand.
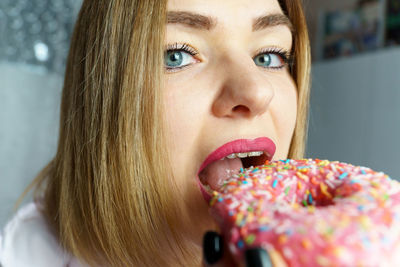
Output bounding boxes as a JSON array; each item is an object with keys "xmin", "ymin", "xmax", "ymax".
[{"xmin": 202, "ymin": 231, "xmax": 287, "ymax": 267}]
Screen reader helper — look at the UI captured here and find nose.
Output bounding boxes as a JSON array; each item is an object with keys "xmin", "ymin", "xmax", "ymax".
[{"xmin": 211, "ymin": 55, "xmax": 274, "ymax": 119}]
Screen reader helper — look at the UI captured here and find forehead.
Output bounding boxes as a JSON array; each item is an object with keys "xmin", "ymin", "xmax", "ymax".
[{"xmin": 167, "ymin": 0, "xmax": 284, "ymax": 19}]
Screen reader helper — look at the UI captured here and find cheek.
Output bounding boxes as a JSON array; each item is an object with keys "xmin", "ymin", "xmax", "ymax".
[
  {"xmin": 163, "ymin": 82, "xmax": 207, "ymax": 182},
  {"xmin": 271, "ymin": 75, "xmax": 298, "ymax": 157},
  {"xmin": 281, "ymin": 82, "xmax": 297, "ymax": 125}
]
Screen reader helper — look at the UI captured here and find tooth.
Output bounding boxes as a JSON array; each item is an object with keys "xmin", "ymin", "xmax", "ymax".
[
  {"xmin": 220, "ymin": 157, "xmax": 226, "ymax": 160},
  {"xmin": 226, "ymin": 151, "xmax": 265, "ymax": 159},
  {"xmin": 248, "ymin": 151, "xmax": 263, "ymax": 157},
  {"xmin": 237, "ymin": 153, "xmax": 248, "ymax": 158}
]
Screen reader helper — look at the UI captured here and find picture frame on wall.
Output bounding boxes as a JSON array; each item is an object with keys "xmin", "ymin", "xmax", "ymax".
[
  {"xmin": 385, "ymin": 0, "xmax": 400, "ymax": 46},
  {"xmin": 315, "ymin": 0, "xmax": 385, "ymax": 60}
]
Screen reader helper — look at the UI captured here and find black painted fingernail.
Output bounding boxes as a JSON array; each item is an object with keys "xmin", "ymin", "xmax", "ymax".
[
  {"xmin": 245, "ymin": 247, "xmax": 272, "ymax": 267},
  {"xmin": 203, "ymin": 231, "xmax": 223, "ymax": 265}
]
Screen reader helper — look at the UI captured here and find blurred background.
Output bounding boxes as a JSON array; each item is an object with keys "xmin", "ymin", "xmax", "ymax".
[
  {"xmin": 305, "ymin": 0, "xmax": 400, "ymax": 184},
  {"xmin": 0, "ymin": 0, "xmax": 399, "ymax": 228},
  {"xmin": 0, "ymin": 0, "xmax": 82, "ymax": 228}
]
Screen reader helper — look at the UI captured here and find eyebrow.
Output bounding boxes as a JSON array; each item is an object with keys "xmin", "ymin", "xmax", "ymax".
[
  {"xmin": 167, "ymin": 11, "xmax": 216, "ymax": 30},
  {"xmin": 253, "ymin": 13, "xmax": 293, "ymax": 33},
  {"xmin": 167, "ymin": 11, "xmax": 293, "ymax": 33}
]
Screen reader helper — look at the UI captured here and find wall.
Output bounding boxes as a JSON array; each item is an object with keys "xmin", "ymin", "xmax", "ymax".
[
  {"xmin": 0, "ymin": 0, "xmax": 82, "ymax": 228},
  {"xmin": 304, "ymin": 0, "xmax": 400, "ymax": 178},
  {"xmin": 0, "ymin": 63, "xmax": 62, "ymax": 228},
  {"xmin": 307, "ymin": 47, "xmax": 400, "ymax": 179}
]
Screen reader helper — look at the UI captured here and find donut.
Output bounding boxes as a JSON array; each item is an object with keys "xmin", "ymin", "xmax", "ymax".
[{"xmin": 206, "ymin": 159, "xmax": 400, "ymax": 266}]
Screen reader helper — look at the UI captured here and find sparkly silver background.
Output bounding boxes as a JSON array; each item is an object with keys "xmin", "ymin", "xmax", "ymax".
[
  {"xmin": 0, "ymin": 0, "xmax": 82, "ymax": 74},
  {"xmin": 0, "ymin": 0, "xmax": 83, "ymax": 228}
]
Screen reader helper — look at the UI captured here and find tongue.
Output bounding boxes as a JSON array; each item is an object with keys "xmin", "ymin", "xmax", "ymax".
[{"xmin": 199, "ymin": 158, "xmax": 243, "ymax": 191}]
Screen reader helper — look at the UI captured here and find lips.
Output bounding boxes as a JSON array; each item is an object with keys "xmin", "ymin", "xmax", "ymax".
[{"xmin": 197, "ymin": 137, "xmax": 276, "ymax": 201}]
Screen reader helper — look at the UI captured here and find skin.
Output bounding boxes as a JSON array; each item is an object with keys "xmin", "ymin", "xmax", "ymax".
[{"xmin": 163, "ymin": 0, "xmax": 297, "ymax": 265}]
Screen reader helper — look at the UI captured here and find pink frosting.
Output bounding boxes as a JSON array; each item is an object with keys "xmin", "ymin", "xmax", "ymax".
[{"xmin": 208, "ymin": 159, "xmax": 400, "ymax": 266}]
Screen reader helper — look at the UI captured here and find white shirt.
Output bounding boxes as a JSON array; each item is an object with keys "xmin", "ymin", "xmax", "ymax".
[{"xmin": 0, "ymin": 202, "xmax": 88, "ymax": 267}]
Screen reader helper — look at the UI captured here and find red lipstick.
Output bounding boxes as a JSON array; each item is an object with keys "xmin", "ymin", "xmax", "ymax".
[
  {"xmin": 198, "ymin": 137, "xmax": 276, "ymax": 175},
  {"xmin": 197, "ymin": 137, "xmax": 276, "ymax": 202}
]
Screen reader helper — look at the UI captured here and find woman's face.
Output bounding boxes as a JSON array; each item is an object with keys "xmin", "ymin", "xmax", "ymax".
[{"xmin": 164, "ymin": 0, "xmax": 297, "ymax": 245}]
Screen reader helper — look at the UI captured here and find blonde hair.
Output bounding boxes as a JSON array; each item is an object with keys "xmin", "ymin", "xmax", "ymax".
[
  {"xmin": 283, "ymin": 0, "xmax": 312, "ymax": 159},
  {"xmin": 20, "ymin": 0, "xmax": 311, "ymax": 266}
]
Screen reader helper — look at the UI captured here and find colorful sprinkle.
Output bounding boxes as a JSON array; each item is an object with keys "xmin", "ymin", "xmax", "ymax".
[
  {"xmin": 279, "ymin": 234, "xmax": 288, "ymax": 244},
  {"xmin": 339, "ymin": 172, "xmax": 349, "ymax": 179},
  {"xmin": 301, "ymin": 239, "xmax": 312, "ymax": 250},
  {"xmin": 297, "ymin": 166, "xmax": 310, "ymax": 169},
  {"xmin": 206, "ymin": 158, "xmax": 399, "ymax": 267},
  {"xmin": 245, "ymin": 234, "xmax": 256, "ymax": 245},
  {"xmin": 308, "ymin": 193, "xmax": 313, "ymax": 204},
  {"xmin": 285, "ymin": 186, "xmax": 290, "ymax": 195},
  {"xmin": 297, "ymin": 181, "xmax": 303, "ymax": 190},
  {"xmin": 320, "ymin": 183, "xmax": 332, "ymax": 198},
  {"xmin": 237, "ymin": 240, "xmax": 244, "ymax": 249}
]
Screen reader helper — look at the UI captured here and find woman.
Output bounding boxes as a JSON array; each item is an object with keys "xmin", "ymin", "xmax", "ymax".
[{"xmin": 0, "ymin": 0, "xmax": 310, "ymax": 266}]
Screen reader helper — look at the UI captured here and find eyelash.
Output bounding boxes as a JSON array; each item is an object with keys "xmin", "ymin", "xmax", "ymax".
[
  {"xmin": 164, "ymin": 43, "xmax": 199, "ymax": 72},
  {"xmin": 255, "ymin": 47, "xmax": 293, "ymax": 69},
  {"xmin": 166, "ymin": 42, "xmax": 199, "ymax": 56},
  {"xmin": 164, "ymin": 43, "xmax": 293, "ymax": 71}
]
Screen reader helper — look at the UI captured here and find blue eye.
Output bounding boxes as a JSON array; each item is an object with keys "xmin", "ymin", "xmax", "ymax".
[
  {"xmin": 253, "ymin": 52, "xmax": 287, "ymax": 69},
  {"xmin": 164, "ymin": 43, "xmax": 198, "ymax": 71},
  {"xmin": 165, "ymin": 51, "xmax": 184, "ymax": 67}
]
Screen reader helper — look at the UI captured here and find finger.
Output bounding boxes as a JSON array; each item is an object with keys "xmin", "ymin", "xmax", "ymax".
[
  {"xmin": 202, "ymin": 231, "xmax": 287, "ymax": 267},
  {"xmin": 266, "ymin": 247, "xmax": 287, "ymax": 267},
  {"xmin": 245, "ymin": 247, "xmax": 287, "ymax": 267},
  {"xmin": 203, "ymin": 231, "xmax": 223, "ymax": 265},
  {"xmin": 245, "ymin": 248, "xmax": 272, "ymax": 267},
  {"xmin": 202, "ymin": 231, "xmax": 237, "ymax": 267}
]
